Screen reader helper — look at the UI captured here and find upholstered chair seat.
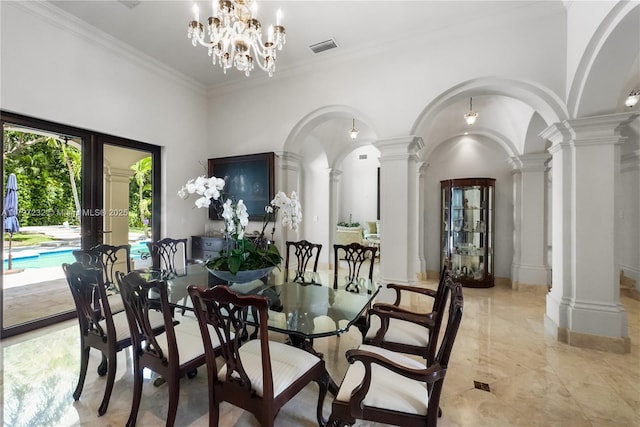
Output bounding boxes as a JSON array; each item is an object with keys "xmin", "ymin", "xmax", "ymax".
[
  {"xmin": 335, "ymin": 344, "xmax": 429, "ymax": 416},
  {"xmin": 217, "ymin": 339, "xmax": 322, "ymax": 397}
]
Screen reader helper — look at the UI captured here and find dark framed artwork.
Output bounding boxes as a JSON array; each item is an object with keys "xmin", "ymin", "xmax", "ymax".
[{"xmin": 207, "ymin": 152, "xmax": 275, "ymax": 221}]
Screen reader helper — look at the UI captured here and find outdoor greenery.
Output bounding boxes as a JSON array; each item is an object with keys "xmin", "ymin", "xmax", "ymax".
[
  {"xmin": 129, "ymin": 157, "xmax": 152, "ymax": 229},
  {"xmin": 2, "ymin": 232, "xmax": 53, "ymax": 247},
  {"xmin": 3, "ymin": 130, "xmax": 81, "ymax": 226},
  {"xmin": 3, "ymin": 128, "xmax": 153, "ymax": 230}
]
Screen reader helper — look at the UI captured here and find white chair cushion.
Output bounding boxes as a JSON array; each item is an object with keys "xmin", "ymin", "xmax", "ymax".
[
  {"xmin": 335, "ymin": 344, "xmax": 429, "ymax": 416},
  {"xmin": 100, "ymin": 309, "xmax": 164, "ymax": 343},
  {"xmin": 154, "ymin": 322, "xmax": 204, "ymax": 364},
  {"xmin": 107, "ymin": 293, "xmax": 125, "ymax": 314},
  {"xmin": 365, "ymin": 314, "xmax": 430, "ymax": 348},
  {"xmin": 218, "ymin": 339, "xmax": 321, "ymax": 398}
]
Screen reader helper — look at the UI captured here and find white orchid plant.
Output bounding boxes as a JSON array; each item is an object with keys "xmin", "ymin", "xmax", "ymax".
[{"xmin": 178, "ymin": 175, "xmax": 302, "ymax": 275}]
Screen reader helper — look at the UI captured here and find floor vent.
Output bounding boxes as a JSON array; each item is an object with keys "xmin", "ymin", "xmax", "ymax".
[
  {"xmin": 473, "ymin": 381, "xmax": 491, "ymax": 392},
  {"xmin": 309, "ymin": 39, "xmax": 338, "ymax": 54}
]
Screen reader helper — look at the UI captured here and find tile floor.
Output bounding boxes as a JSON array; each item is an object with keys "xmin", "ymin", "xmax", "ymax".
[{"xmin": 1, "ymin": 276, "xmax": 638, "ymax": 426}]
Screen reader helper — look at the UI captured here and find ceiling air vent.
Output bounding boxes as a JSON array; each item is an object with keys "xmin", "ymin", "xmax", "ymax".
[
  {"xmin": 309, "ymin": 39, "xmax": 338, "ymax": 54},
  {"xmin": 359, "ymin": 154, "xmax": 368, "ymax": 160}
]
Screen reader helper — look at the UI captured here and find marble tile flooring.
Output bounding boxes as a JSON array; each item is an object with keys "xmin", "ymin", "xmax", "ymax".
[{"xmin": 1, "ymin": 277, "xmax": 638, "ymax": 426}]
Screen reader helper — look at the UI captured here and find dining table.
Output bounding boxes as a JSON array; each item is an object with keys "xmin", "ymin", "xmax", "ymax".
[{"xmin": 134, "ymin": 264, "xmax": 381, "ymax": 394}]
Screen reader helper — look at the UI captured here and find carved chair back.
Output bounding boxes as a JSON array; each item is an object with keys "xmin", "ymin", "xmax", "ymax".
[
  {"xmin": 146, "ymin": 237, "xmax": 188, "ymax": 274},
  {"xmin": 285, "ymin": 239, "xmax": 322, "ymax": 283},
  {"xmin": 73, "ymin": 243, "xmax": 131, "ymax": 291},
  {"xmin": 188, "ymin": 284, "xmax": 329, "ymax": 427},
  {"xmin": 333, "ymin": 243, "xmax": 378, "ymax": 293}
]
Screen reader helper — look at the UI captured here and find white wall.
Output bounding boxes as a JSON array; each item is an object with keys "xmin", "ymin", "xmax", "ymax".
[
  {"xmin": 205, "ymin": 6, "xmax": 566, "ymax": 153},
  {"xmin": 300, "ymin": 135, "xmax": 331, "ymax": 266},
  {"xmin": 338, "ymin": 145, "xmax": 380, "ymax": 226},
  {"xmin": 424, "ymin": 135, "xmax": 514, "ymax": 279},
  {"xmin": 0, "ymin": 2, "xmax": 210, "ymax": 243}
]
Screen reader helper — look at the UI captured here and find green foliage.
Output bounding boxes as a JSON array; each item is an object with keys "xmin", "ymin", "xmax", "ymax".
[
  {"xmin": 337, "ymin": 221, "xmax": 360, "ymax": 227},
  {"xmin": 3, "ymin": 130, "xmax": 81, "ymax": 226},
  {"xmin": 205, "ymin": 238, "xmax": 282, "ymax": 275},
  {"xmin": 129, "ymin": 157, "xmax": 152, "ymax": 228},
  {"xmin": 3, "ymin": 232, "xmax": 53, "ymax": 246}
]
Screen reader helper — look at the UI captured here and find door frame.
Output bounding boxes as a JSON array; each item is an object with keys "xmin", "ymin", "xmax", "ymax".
[{"xmin": 0, "ymin": 110, "xmax": 161, "ymax": 338}]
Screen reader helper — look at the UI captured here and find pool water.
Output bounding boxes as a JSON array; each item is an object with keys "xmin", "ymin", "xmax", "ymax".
[{"xmin": 3, "ymin": 242, "xmax": 150, "ymax": 270}]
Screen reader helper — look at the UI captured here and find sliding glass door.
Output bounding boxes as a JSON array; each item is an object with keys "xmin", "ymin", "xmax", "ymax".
[{"xmin": 0, "ymin": 111, "xmax": 160, "ymax": 338}]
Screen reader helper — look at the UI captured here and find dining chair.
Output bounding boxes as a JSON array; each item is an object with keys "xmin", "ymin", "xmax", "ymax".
[
  {"xmin": 116, "ymin": 271, "xmax": 219, "ymax": 427},
  {"xmin": 363, "ymin": 265, "xmax": 450, "ymax": 363},
  {"xmin": 328, "ymin": 280, "xmax": 464, "ymax": 427},
  {"xmin": 73, "ymin": 243, "xmax": 132, "ymax": 313},
  {"xmin": 333, "ymin": 243, "xmax": 377, "ymax": 294},
  {"xmin": 63, "ymin": 262, "xmax": 164, "ymax": 416},
  {"xmin": 284, "ymin": 239, "xmax": 322, "ymax": 283},
  {"xmin": 146, "ymin": 237, "xmax": 188, "ymax": 274},
  {"xmin": 187, "ymin": 284, "xmax": 330, "ymax": 427}
]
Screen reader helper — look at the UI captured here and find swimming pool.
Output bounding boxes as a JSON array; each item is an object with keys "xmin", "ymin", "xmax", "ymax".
[{"xmin": 3, "ymin": 242, "xmax": 150, "ymax": 270}]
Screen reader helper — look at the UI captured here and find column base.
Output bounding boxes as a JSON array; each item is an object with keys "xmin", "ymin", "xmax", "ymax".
[
  {"xmin": 544, "ymin": 314, "xmax": 631, "ymax": 354},
  {"xmin": 511, "ymin": 263, "xmax": 550, "ymax": 289}
]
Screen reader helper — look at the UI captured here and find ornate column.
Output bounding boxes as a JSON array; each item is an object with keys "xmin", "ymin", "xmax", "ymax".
[
  {"xmin": 103, "ymin": 165, "xmax": 132, "ymax": 247},
  {"xmin": 103, "ymin": 165, "xmax": 132, "ymax": 270},
  {"xmin": 373, "ymin": 136, "xmax": 424, "ymax": 286},
  {"xmin": 329, "ymin": 168, "xmax": 342, "ymax": 266},
  {"xmin": 541, "ymin": 112, "xmax": 637, "ymax": 353},
  {"xmin": 416, "ymin": 161, "xmax": 428, "ymax": 280},
  {"xmin": 508, "ymin": 153, "xmax": 551, "ymax": 289},
  {"xmin": 275, "ymin": 152, "xmax": 303, "ymax": 250}
]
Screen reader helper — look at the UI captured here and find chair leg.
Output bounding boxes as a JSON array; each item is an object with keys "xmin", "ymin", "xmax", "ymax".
[
  {"xmin": 73, "ymin": 346, "xmax": 90, "ymax": 401},
  {"xmin": 165, "ymin": 372, "xmax": 180, "ymax": 427},
  {"xmin": 315, "ymin": 371, "xmax": 330, "ymax": 427},
  {"xmin": 210, "ymin": 403, "xmax": 220, "ymax": 427},
  {"xmin": 97, "ymin": 352, "xmax": 108, "ymax": 376},
  {"xmin": 127, "ymin": 359, "xmax": 143, "ymax": 427},
  {"xmin": 98, "ymin": 349, "xmax": 117, "ymax": 416}
]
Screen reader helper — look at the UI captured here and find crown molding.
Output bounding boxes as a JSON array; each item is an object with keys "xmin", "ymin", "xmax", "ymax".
[{"xmin": 10, "ymin": 1, "xmax": 205, "ymax": 95}]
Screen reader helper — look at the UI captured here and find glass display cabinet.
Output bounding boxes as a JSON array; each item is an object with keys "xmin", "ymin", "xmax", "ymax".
[{"xmin": 441, "ymin": 178, "xmax": 495, "ymax": 288}]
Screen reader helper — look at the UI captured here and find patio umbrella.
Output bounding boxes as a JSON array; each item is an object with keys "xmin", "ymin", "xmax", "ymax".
[{"xmin": 3, "ymin": 173, "xmax": 20, "ymax": 271}]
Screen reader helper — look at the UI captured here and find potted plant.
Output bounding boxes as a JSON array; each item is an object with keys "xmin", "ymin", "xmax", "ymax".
[{"xmin": 178, "ymin": 175, "xmax": 302, "ymax": 280}]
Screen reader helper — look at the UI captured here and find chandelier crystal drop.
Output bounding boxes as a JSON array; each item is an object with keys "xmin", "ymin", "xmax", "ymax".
[
  {"xmin": 464, "ymin": 97, "xmax": 478, "ymax": 126},
  {"xmin": 187, "ymin": 1, "xmax": 286, "ymax": 77}
]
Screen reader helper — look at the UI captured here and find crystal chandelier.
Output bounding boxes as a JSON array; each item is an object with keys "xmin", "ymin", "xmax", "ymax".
[
  {"xmin": 187, "ymin": 1, "xmax": 286, "ymax": 77},
  {"xmin": 464, "ymin": 97, "xmax": 478, "ymax": 126}
]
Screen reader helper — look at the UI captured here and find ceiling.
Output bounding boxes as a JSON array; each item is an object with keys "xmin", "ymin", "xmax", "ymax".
[{"xmin": 48, "ymin": 0, "xmax": 561, "ymax": 90}]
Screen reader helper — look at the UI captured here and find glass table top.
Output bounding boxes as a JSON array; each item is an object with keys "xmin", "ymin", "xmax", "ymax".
[{"xmin": 133, "ymin": 264, "xmax": 380, "ymax": 340}]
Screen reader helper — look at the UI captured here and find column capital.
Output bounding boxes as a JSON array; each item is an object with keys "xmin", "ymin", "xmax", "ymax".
[
  {"xmin": 275, "ymin": 151, "xmax": 303, "ymax": 164},
  {"xmin": 329, "ymin": 168, "xmax": 342, "ymax": 181},
  {"xmin": 374, "ymin": 136, "xmax": 424, "ymax": 161},
  {"xmin": 508, "ymin": 152, "xmax": 551, "ymax": 172},
  {"xmin": 539, "ymin": 121, "xmax": 572, "ymax": 146},
  {"xmin": 541, "ymin": 112, "xmax": 638, "ymax": 150}
]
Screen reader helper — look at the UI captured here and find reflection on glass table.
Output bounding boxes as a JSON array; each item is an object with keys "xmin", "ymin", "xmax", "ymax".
[{"xmin": 134, "ymin": 264, "xmax": 380, "ymax": 342}]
